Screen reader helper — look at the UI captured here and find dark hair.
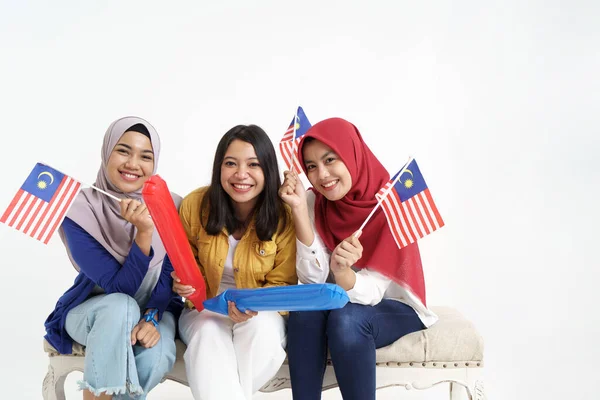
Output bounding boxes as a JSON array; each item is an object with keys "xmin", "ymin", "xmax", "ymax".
[
  {"xmin": 126, "ymin": 123, "xmax": 151, "ymax": 139},
  {"xmin": 201, "ymin": 125, "xmax": 288, "ymax": 241}
]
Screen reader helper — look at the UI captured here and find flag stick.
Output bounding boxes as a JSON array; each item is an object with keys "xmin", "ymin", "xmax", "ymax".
[
  {"xmin": 354, "ymin": 156, "xmax": 413, "ymax": 236},
  {"xmin": 40, "ymin": 161, "xmax": 121, "ymax": 202},
  {"xmin": 89, "ymin": 185, "xmax": 122, "ymax": 202}
]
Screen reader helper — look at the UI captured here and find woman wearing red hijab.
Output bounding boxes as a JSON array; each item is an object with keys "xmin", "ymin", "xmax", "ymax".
[{"xmin": 279, "ymin": 118, "xmax": 438, "ymax": 400}]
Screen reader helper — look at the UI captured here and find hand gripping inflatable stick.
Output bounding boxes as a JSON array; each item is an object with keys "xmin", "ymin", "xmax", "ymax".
[
  {"xmin": 142, "ymin": 175, "xmax": 206, "ymax": 310},
  {"xmin": 203, "ymin": 283, "xmax": 349, "ymax": 315}
]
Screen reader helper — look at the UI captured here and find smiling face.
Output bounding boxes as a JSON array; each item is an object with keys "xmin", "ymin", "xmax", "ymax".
[
  {"xmin": 302, "ymin": 139, "xmax": 352, "ymax": 201},
  {"xmin": 220, "ymin": 139, "xmax": 265, "ymax": 211},
  {"xmin": 106, "ymin": 130, "xmax": 155, "ymax": 193}
]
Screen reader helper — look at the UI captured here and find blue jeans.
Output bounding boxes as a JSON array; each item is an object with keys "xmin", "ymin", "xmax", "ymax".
[
  {"xmin": 65, "ymin": 293, "xmax": 177, "ymax": 399},
  {"xmin": 287, "ymin": 300, "xmax": 425, "ymax": 400}
]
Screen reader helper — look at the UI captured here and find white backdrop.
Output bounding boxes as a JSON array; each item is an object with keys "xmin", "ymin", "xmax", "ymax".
[{"xmin": 1, "ymin": 1, "xmax": 599, "ymax": 399}]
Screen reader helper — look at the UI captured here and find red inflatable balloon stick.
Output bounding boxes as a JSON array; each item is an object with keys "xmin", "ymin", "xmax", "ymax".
[{"xmin": 142, "ymin": 175, "xmax": 206, "ymax": 310}]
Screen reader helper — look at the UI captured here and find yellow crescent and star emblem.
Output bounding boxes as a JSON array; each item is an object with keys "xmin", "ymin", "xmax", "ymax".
[
  {"xmin": 37, "ymin": 171, "xmax": 54, "ymax": 190},
  {"xmin": 293, "ymin": 114, "xmax": 301, "ymax": 131},
  {"xmin": 398, "ymin": 169, "xmax": 414, "ymax": 189}
]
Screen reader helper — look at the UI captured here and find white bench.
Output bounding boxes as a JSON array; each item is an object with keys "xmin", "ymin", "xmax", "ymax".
[{"xmin": 42, "ymin": 306, "xmax": 486, "ymax": 399}]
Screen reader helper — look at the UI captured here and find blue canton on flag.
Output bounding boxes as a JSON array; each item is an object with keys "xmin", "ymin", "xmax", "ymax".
[
  {"xmin": 375, "ymin": 159, "xmax": 444, "ymax": 249},
  {"xmin": 21, "ymin": 164, "xmax": 66, "ymax": 202},
  {"xmin": 279, "ymin": 106, "xmax": 312, "ymax": 172},
  {"xmin": 1, "ymin": 163, "xmax": 81, "ymax": 244}
]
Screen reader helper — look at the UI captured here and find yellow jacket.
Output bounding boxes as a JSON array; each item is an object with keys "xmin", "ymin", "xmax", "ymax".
[{"xmin": 179, "ymin": 187, "xmax": 297, "ymax": 304}]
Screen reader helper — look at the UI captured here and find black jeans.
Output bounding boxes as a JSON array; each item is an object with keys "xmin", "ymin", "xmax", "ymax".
[{"xmin": 287, "ymin": 300, "xmax": 425, "ymax": 400}]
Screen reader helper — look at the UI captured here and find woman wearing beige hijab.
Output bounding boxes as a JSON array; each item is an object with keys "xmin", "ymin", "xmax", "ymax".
[{"xmin": 44, "ymin": 117, "xmax": 182, "ymax": 399}]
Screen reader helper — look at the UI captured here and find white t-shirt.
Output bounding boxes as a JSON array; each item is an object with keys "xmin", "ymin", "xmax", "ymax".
[
  {"xmin": 296, "ymin": 190, "xmax": 438, "ymax": 328},
  {"xmin": 218, "ymin": 235, "xmax": 240, "ymax": 294}
]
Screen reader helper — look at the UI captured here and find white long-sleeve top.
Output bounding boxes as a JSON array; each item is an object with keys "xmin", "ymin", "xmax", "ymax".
[{"xmin": 296, "ymin": 191, "xmax": 438, "ymax": 328}]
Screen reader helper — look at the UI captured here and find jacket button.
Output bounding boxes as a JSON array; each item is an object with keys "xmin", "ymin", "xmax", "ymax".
[
  {"xmin": 234, "ymin": 268, "xmax": 239, "ymax": 272},
  {"xmin": 259, "ymin": 249, "xmax": 266, "ymax": 256}
]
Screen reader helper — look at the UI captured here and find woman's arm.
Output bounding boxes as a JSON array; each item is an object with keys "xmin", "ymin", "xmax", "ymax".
[
  {"xmin": 62, "ymin": 217, "xmax": 152, "ymax": 296},
  {"xmin": 145, "ymin": 255, "xmax": 182, "ymax": 320},
  {"xmin": 346, "ymin": 268, "xmax": 392, "ymax": 306},
  {"xmin": 295, "ymin": 231, "xmax": 331, "ymax": 284},
  {"xmin": 279, "ymin": 170, "xmax": 314, "ymax": 246},
  {"xmin": 120, "ymin": 198, "xmax": 154, "ymax": 256},
  {"xmin": 289, "ymin": 193, "xmax": 334, "ymax": 284},
  {"xmin": 280, "ymin": 175, "xmax": 331, "ymax": 284}
]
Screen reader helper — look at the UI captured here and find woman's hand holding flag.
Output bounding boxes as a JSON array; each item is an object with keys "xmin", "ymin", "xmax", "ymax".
[
  {"xmin": 330, "ymin": 230, "xmax": 363, "ymax": 291},
  {"xmin": 278, "ymin": 169, "xmax": 307, "ymax": 210}
]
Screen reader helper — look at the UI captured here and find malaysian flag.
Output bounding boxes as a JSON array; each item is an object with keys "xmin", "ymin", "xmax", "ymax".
[
  {"xmin": 1, "ymin": 163, "xmax": 81, "ymax": 244},
  {"xmin": 375, "ymin": 159, "xmax": 444, "ymax": 249},
  {"xmin": 279, "ymin": 106, "xmax": 312, "ymax": 172}
]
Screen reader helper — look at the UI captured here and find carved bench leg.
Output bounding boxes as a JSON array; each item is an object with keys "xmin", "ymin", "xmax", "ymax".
[
  {"xmin": 43, "ymin": 357, "xmax": 83, "ymax": 400},
  {"xmin": 472, "ymin": 380, "xmax": 486, "ymax": 400},
  {"xmin": 42, "ymin": 364, "xmax": 68, "ymax": 400},
  {"xmin": 449, "ymin": 373, "xmax": 486, "ymax": 400},
  {"xmin": 449, "ymin": 381, "xmax": 470, "ymax": 400}
]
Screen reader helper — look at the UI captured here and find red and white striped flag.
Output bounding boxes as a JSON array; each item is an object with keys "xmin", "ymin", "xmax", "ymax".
[
  {"xmin": 279, "ymin": 106, "xmax": 312, "ymax": 172},
  {"xmin": 375, "ymin": 159, "xmax": 444, "ymax": 249},
  {"xmin": 1, "ymin": 163, "xmax": 81, "ymax": 244}
]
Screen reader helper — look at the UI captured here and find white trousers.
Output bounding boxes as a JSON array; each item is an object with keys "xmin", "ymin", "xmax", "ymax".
[{"xmin": 179, "ymin": 308, "xmax": 287, "ymax": 400}]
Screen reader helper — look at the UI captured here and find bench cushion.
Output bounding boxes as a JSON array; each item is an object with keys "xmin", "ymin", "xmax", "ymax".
[
  {"xmin": 375, "ymin": 306, "xmax": 483, "ymax": 363},
  {"xmin": 44, "ymin": 306, "xmax": 483, "ymax": 364}
]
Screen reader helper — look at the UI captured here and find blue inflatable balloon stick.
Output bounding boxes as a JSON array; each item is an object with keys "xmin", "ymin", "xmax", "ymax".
[{"xmin": 203, "ymin": 283, "xmax": 349, "ymax": 315}]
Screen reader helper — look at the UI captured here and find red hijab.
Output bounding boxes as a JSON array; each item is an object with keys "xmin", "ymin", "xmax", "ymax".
[{"xmin": 298, "ymin": 118, "xmax": 427, "ymax": 306}]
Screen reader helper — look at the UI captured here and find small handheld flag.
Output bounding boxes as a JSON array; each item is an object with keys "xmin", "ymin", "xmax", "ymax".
[
  {"xmin": 0, "ymin": 163, "xmax": 82, "ymax": 244},
  {"xmin": 279, "ymin": 106, "xmax": 312, "ymax": 172},
  {"xmin": 374, "ymin": 159, "xmax": 444, "ymax": 249}
]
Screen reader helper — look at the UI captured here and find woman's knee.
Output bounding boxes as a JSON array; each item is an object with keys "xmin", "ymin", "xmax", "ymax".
[
  {"xmin": 249, "ymin": 312, "xmax": 286, "ymax": 343},
  {"xmin": 95, "ymin": 293, "xmax": 140, "ymax": 327},
  {"xmin": 253, "ymin": 311, "xmax": 284, "ymax": 330},
  {"xmin": 288, "ymin": 310, "xmax": 327, "ymax": 330},
  {"xmin": 327, "ymin": 304, "xmax": 369, "ymax": 344},
  {"xmin": 180, "ymin": 311, "xmax": 227, "ymax": 345}
]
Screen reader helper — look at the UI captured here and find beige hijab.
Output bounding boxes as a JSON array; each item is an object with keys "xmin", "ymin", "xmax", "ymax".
[{"xmin": 60, "ymin": 116, "xmax": 181, "ymax": 275}]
